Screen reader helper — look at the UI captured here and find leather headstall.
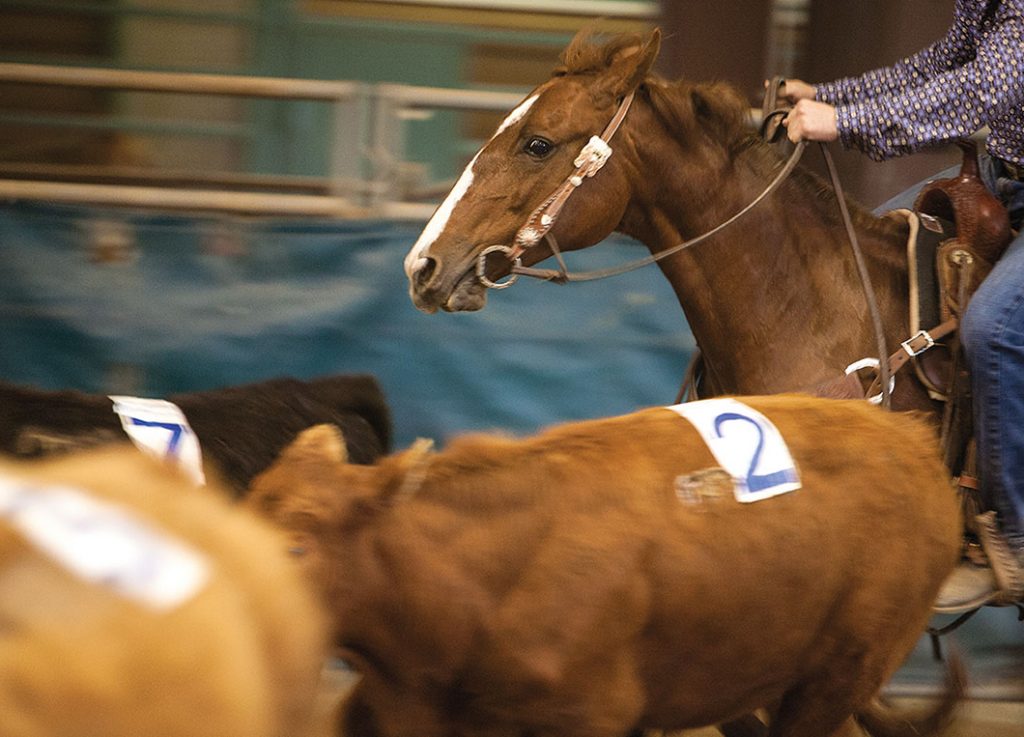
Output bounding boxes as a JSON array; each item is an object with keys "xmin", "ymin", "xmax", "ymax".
[{"xmin": 506, "ymin": 89, "xmax": 637, "ymax": 261}]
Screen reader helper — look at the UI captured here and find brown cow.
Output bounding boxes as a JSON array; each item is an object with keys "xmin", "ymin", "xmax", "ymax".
[
  {"xmin": 247, "ymin": 394, "xmax": 963, "ymax": 737},
  {"xmin": 0, "ymin": 446, "xmax": 331, "ymax": 737}
]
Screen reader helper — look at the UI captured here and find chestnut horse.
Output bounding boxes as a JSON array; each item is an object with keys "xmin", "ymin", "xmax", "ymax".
[{"xmin": 404, "ymin": 28, "xmax": 931, "ymax": 414}]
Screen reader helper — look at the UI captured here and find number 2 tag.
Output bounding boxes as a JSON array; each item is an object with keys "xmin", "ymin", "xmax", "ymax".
[{"xmin": 666, "ymin": 399, "xmax": 801, "ymax": 502}]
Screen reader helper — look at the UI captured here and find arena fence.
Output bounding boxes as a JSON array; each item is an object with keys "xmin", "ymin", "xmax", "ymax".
[{"xmin": 0, "ymin": 61, "xmax": 524, "ymax": 218}]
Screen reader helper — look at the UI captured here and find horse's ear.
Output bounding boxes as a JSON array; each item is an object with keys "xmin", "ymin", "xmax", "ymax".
[{"xmin": 598, "ymin": 28, "xmax": 662, "ymax": 102}]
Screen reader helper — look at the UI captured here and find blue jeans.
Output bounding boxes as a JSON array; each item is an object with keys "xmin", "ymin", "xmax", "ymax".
[{"xmin": 875, "ymin": 156, "xmax": 1024, "ymax": 553}]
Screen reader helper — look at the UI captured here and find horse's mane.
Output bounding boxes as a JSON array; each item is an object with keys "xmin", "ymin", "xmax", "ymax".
[
  {"xmin": 651, "ymin": 79, "xmax": 904, "ymax": 238},
  {"xmin": 556, "ymin": 32, "xmax": 904, "ymax": 242}
]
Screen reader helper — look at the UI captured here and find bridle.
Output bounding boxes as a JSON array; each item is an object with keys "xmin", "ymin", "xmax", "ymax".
[
  {"xmin": 475, "ymin": 88, "xmax": 637, "ymax": 288},
  {"xmin": 473, "ymin": 78, "xmax": 893, "ymax": 407},
  {"xmin": 474, "ymin": 88, "xmax": 807, "ymax": 288}
]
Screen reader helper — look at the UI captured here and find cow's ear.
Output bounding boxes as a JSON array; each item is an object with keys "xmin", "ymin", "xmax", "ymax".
[
  {"xmin": 282, "ymin": 424, "xmax": 348, "ymax": 465},
  {"xmin": 377, "ymin": 437, "xmax": 435, "ymax": 505},
  {"xmin": 247, "ymin": 423, "xmax": 349, "ymax": 513}
]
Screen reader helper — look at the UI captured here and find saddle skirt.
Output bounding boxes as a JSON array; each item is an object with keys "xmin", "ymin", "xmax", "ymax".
[{"xmin": 895, "ymin": 139, "xmax": 1013, "ymax": 401}]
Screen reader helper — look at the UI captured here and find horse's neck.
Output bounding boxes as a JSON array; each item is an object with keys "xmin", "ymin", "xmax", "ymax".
[{"xmin": 623, "ymin": 144, "xmax": 910, "ymax": 395}]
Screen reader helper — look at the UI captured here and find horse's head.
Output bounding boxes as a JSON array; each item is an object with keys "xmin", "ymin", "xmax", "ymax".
[{"xmin": 405, "ymin": 28, "xmax": 662, "ymax": 313}]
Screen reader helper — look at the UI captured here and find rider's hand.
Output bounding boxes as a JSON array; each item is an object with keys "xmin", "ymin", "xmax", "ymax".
[
  {"xmin": 779, "ymin": 78, "xmax": 817, "ymax": 103},
  {"xmin": 784, "ymin": 100, "xmax": 839, "ymax": 144}
]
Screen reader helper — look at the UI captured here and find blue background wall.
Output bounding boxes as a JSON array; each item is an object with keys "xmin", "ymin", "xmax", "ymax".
[{"xmin": 0, "ymin": 201, "xmax": 693, "ymax": 447}]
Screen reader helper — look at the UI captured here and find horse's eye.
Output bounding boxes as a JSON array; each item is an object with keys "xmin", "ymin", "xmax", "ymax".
[{"xmin": 524, "ymin": 137, "xmax": 554, "ymax": 159}]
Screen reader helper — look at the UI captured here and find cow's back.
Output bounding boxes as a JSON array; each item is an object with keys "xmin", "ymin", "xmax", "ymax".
[
  {"xmin": 629, "ymin": 396, "xmax": 960, "ymax": 727},
  {"xmin": 460, "ymin": 395, "xmax": 960, "ymax": 734},
  {"xmin": 254, "ymin": 395, "xmax": 961, "ymax": 737}
]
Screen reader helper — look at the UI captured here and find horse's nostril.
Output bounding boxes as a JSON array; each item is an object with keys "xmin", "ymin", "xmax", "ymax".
[{"xmin": 414, "ymin": 257, "xmax": 437, "ymax": 288}]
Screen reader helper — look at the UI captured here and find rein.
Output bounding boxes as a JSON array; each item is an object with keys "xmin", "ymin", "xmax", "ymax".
[
  {"xmin": 474, "ymin": 94, "xmax": 806, "ymax": 288},
  {"xmin": 476, "ymin": 84, "xmax": 894, "ymax": 407},
  {"xmin": 500, "ymin": 141, "xmax": 806, "ymax": 285},
  {"xmin": 817, "ymin": 141, "xmax": 893, "ymax": 408}
]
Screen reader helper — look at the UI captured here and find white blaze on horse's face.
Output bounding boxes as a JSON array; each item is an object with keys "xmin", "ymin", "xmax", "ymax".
[
  {"xmin": 404, "ymin": 94, "xmax": 540, "ymax": 303},
  {"xmin": 403, "ymin": 150, "xmax": 481, "ymax": 280}
]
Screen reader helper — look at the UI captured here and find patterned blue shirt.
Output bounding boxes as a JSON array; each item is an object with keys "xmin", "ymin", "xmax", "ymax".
[{"xmin": 815, "ymin": 0, "xmax": 1024, "ymax": 164}]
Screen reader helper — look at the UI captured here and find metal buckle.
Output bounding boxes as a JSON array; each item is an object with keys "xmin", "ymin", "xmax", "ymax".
[
  {"xmin": 901, "ymin": 330, "xmax": 935, "ymax": 358},
  {"xmin": 476, "ymin": 244, "xmax": 521, "ymax": 290},
  {"xmin": 917, "ymin": 212, "xmax": 944, "ymax": 234}
]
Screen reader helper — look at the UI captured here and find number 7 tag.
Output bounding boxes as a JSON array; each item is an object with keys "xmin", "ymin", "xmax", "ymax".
[{"xmin": 110, "ymin": 396, "xmax": 206, "ymax": 486}]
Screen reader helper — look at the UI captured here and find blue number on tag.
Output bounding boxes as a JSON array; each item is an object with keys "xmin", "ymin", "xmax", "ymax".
[
  {"xmin": 713, "ymin": 412, "xmax": 796, "ymax": 493},
  {"xmin": 129, "ymin": 418, "xmax": 184, "ymax": 457}
]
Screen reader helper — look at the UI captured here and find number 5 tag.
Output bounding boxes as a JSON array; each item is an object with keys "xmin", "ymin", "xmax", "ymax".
[{"xmin": 666, "ymin": 399, "xmax": 801, "ymax": 503}]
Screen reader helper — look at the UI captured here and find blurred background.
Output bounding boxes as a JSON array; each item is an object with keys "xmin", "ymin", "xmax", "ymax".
[
  {"xmin": 0, "ymin": 0, "xmax": 961, "ymax": 213},
  {"xmin": 1, "ymin": 0, "xmax": 1021, "ymax": 708}
]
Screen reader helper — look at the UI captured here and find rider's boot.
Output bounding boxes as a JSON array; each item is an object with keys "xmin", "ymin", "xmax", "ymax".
[{"xmin": 933, "ymin": 511, "xmax": 1024, "ymax": 613}]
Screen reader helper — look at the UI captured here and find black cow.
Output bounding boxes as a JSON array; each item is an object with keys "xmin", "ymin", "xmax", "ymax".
[{"xmin": 0, "ymin": 374, "xmax": 391, "ymax": 495}]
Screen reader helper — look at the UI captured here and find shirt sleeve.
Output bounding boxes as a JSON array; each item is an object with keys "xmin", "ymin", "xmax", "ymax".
[{"xmin": 823, "ymin": 3, "xmax": 1024, "ymax": 161}]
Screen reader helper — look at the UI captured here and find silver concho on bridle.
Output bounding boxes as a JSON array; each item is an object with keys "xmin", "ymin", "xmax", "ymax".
[{"xmin": 474, "ymin": 133, "xmax": 618, "ymax": 291}]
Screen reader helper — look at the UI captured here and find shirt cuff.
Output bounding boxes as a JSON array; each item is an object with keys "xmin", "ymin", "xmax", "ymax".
[{"xmin": 834, "ymin": 103, "xmax": 891, "ymax": 162}]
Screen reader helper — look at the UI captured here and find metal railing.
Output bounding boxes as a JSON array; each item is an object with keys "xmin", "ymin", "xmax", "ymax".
[
  {"xmin": 1, "ymin": 61, "xmax": 804, "ymax": 220},
  {"xmin": 0, "ymin": 61, "xmax": 524, "ymax": 218},
  {"xmin": 0, "ymin": 62, "xmax": 368, "ymax": 216}
]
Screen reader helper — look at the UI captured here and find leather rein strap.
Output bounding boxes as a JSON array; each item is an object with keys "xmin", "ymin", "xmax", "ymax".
[
  {"xmin": 486, "ymin": 140, "xmax": 808, "ymax": 285},
  {"xmin": 817, "ymin": 140, "xmax": 893, "ymax": 408}
]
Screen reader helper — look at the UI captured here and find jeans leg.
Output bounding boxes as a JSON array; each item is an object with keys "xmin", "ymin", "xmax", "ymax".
[
  {"xmin": 960, "ymin": 230, "xmax": 1024, "ymax": 552},
  {"xmin": 871, "ymin": 165, "xmax": 961, "ymax": 215}
]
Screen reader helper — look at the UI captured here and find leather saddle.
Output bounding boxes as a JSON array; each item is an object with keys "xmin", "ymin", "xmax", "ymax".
[
  {"xmin": 905, "ymin": 139, "xmax": 1012, "ymax": 404},
  {"xmin": 906, "ymin": 140, "xmax": 1023, "ymax": 609}
]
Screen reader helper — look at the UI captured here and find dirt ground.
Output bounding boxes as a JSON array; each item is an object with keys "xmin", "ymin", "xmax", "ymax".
[
  {"xmin": 681, "ymin": 699, "xmax": 1024, "ymax": 737},
  {"xmin": 313, "ymin": 664, "xmax": 1024, "ymax": 737}
]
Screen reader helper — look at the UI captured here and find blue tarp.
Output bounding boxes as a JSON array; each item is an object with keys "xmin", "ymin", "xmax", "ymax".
[{"xmin": 0, "ymin": 201, "xmax": 693, "ymax": 446}]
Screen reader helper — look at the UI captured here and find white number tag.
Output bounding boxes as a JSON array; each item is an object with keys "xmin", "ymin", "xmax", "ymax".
[
  {"xmin": 0, "ymin": 477, "xmax": 209, "ymax": 610},
  {"xmin": 110, "ymin": 396, "xmax": 205, "ymax": 486},
  {"xmin": 666, "ymin": 399, "xmax": 801, "ymax": 502}
]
